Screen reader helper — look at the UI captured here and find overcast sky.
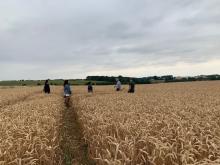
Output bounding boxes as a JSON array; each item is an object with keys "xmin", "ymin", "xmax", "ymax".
[{"xmin": 0, "ymin": 0, "xmax": 220, "ymax": 80}]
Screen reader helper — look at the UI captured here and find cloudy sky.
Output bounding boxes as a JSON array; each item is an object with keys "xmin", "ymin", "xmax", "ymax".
[{"xmin": 0, "ymin": 0, "xmax": 220, "ymax": 80}]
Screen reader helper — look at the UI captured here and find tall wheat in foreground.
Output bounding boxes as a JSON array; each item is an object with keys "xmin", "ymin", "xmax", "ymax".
[{"xmin": 0, "ymin": 92, "xmax": 63, "ymax": 165}]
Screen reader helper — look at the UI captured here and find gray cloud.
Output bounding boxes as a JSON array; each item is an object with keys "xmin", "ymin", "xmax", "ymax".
[{"xmin": 0, "ymin": 0, "xmax": 220, "ymax": 80}]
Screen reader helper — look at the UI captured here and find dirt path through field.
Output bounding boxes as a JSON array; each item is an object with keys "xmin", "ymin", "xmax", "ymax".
[{"xmin": 59, "ymin": 98, "xmax": 95, "ymax": 165}]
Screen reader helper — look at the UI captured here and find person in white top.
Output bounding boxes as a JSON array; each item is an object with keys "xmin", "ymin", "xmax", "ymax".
[{"xmin": 115, "ymin": 78, "xmax": 122, "ymax": 91}]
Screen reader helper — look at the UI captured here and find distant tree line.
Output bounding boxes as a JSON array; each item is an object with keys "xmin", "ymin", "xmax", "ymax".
[
  {"xmin": 86, "ymin": 74, "xmax": 220, "ymax": 84},
  {"xmin": 86, "ymin": 76, "xmax": 151, "ymax": 84}
]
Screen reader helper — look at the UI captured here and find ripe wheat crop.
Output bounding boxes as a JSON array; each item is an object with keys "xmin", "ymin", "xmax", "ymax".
[
  {"xmin": 73, "ymin": 81, "xmax": 220, "ymax": 165},
  {"xmin": 0, "ymin": 87, "xmax": 41, "ymax": 108},
  {"xmin": 1, "ymin": 82, "xmax": 220, "ymax": 165},
  {"xmin": 0, "ymin": 91, "xmax": 64, "ymax": 165}
]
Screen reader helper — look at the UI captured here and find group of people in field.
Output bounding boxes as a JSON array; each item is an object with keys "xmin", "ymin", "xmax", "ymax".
[
  {"xmin": 115, "ymin": 78, "xmax": 135, "ymax": 93},
  {"xmin": 43, "ymin": 78, "xmax": 135, "ymax": 105}
]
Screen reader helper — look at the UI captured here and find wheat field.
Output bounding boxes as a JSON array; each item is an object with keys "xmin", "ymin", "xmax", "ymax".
[
  {"xmin": 0, "ymin": 91, "xmax": 63, "ymax": 165},
  {"xmin": 0, "ymin": 81, "xmax": 220, "ymax": 164},
  {"xmin": 74, "ymin": 82, "xmax": 220, "ymax": 165},
  {"xmin": 0, "ymin": 87, "xmax": 41, "ymax": 108}
]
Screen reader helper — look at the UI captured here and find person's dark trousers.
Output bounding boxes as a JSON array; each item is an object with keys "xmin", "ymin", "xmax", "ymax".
[{"xmin": 128, "ymin": 89, "xmax": 134, "ymax": 93}]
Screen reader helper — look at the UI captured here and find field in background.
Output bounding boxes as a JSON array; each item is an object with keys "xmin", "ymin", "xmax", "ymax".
[
  {"xmin": 0, "ymin": 80, "xmax": 111, "ymax": 86},
  {"xmin": 0, "ymin": 81, "xmax": 220, "ymax": 164}
]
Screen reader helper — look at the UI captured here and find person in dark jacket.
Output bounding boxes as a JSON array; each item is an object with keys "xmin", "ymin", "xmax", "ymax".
[
  {"xmin": 88, "ymin": 82, "xmax": 93, "ymax": 93},
  {"xmin": 128, "ymin": 79, "xmax": 135, "ymax": 93},
  {"xmin": 43, "ymin": 80, "xmax": 50, "ymax": 94}
]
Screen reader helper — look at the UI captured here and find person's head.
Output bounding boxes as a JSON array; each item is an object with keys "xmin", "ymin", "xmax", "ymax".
[
  {"xmin": 45, "ymin": 79, "xmax": 49, "ymax": 84},
  {"xmin": 130, "ymin": 79, "xmax": 133, "ymax": 83},
  {"xmin": 64, "ymin": 80, "xmax": 69, "ymax": 86},
  {"xmin": 116, "ymin": 78, "xmax": 119, "ymax": 82}
]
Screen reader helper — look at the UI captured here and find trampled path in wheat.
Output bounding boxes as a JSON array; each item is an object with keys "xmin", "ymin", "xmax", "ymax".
[{"xmin": 59, "ymin": 96, "xmax": 95, "ymax": 165}]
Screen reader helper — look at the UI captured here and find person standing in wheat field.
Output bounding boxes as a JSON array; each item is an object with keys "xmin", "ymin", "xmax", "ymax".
[
  {"xmin": 128, "ymin": 79, "xmax": 135, "ymax": 93},
  {"xmin": 63, "ymin": 80, "xmax": 72, "ymax": 106},
  {"xmin": 115, "ymin": 78, "xmax": 122, "ymax": 91},
  {"xmin": 43, "ymin": 79, "xmax": 50, "ymax": 94},
  {"xmin": 88, "ymin": 82, "xmax": 93, "ymax": 93}
]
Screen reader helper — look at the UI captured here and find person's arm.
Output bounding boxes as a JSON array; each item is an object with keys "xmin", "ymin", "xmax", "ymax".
[
  {"xmin": 64, "ymin": 85, "xmax": 66, "ymax": 93},
  {"xmin": 119, "ymin": 82, "xmax": 122, "ymax": 89},
  {"xmin": 43, "ymin": 85, "xmax": 46, "ymax": 92},
  {"xmin": 69, "ymin": 85, "xmax": 72, "ymax": 94}
]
